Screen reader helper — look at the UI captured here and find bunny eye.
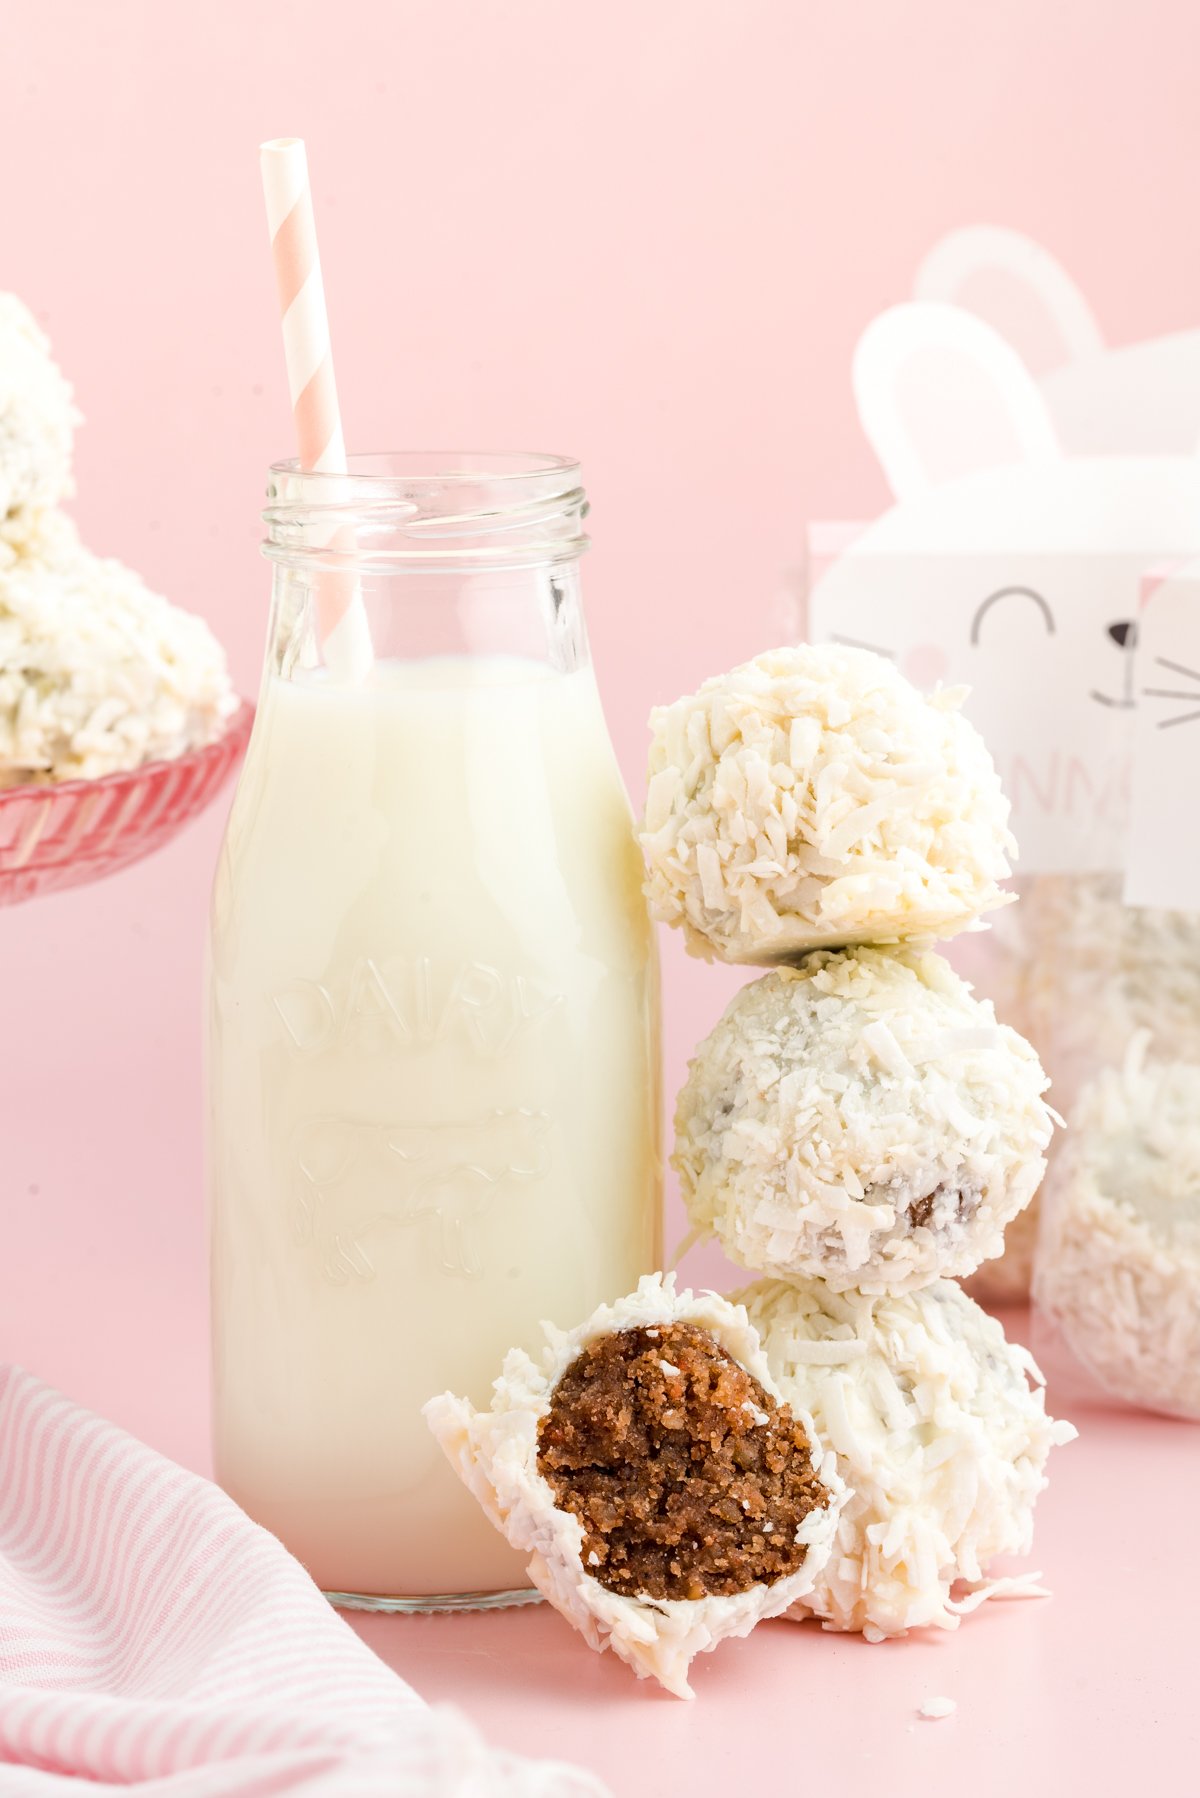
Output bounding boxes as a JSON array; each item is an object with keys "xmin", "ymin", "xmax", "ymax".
[{"xmin": 970, "ymin": 587, "xmax": 1055, "ymax": 645}]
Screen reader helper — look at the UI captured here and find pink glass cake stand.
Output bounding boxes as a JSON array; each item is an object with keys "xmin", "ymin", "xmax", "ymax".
[{"xmin": 0, "ymin": 702, "xmax": 253, "ymax": 906}]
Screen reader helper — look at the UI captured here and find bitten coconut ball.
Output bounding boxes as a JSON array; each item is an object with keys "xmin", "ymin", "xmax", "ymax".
[
  {"xmin": 740, "ymin": 1276, "xmax": 1075, "ymax": 1640},
  {"xmin": 674, "ymin": 947, "xmax": 1054, "ymax": 1295},
  {"xmin": 0, "ymin": 526, "xmax": 237, "ymax": 788},
  {"xmin": 424, "ymin": 1274, "xmax": 842, "ymax": 1700},
  {"xmin": 639, "ymin": 644, "xmax": 1014, "ymax": 964},
  {"xmin": 1035, "ymin": 1037, "xmax": 1200, "ymax": 1421},
  {"xmin": 0, "ymin": 294, "xmax": 79, "ymax": 525}
]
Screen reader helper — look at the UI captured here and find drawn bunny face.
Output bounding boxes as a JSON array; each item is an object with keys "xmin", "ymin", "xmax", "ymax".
[
  {"xmin": 915, "ymin": 225, "xmax": 1200, "ymax": 456},
  {"xmin": 807, "ymin": 302, "xmax": 1200, "ymax": 874}
]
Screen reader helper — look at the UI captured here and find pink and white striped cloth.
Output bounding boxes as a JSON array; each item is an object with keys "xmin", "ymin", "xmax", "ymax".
[{"xmin": 0, "ymin": 1367, "xmax": 605, "ymax": 1798}]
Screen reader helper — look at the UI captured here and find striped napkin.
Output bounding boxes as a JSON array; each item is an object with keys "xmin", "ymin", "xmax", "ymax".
[{"xmin": 0, "ymin": 1366, "xmax": 606, "ymax": 1797}]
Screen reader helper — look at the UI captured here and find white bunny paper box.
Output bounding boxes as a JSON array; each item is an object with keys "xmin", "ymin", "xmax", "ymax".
[
  {"xmin": 805, "ymin": 299, "xmax": 1200, "ymax": 888},
  {"xmin": 915, "ymin": 225, "xmax": 1200, "ymax": 458}
]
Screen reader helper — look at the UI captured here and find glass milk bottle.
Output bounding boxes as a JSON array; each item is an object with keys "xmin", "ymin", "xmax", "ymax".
[{"xmin": 208, "ymin": 454, "xmax": 661, "ymax": 1608}]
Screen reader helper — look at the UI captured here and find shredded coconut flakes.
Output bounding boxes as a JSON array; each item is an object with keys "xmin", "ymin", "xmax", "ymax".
[
  {"xmin": 0, "ymin": 519, "xmax": 236, "ymax": 787},
  {"xmin": 674, "ymin": 946, "xmax": 1054, "ymax": 1294},
  {"xmin": 1035, "ymin": 1036, "xmax": 1200, "ymax": 1420},
  {"xmin": 0, "ymin": 293, "xmax": 78, "ymax": 522},
  {"xmin": 739, "ymin": 1276, "xmax": 1075, "ymax": 1639},
  {"xmin": 639, "ymin": 644, "xmax": 1014, "ymax": 964},
  {"xmin": 0, "ymin": 294, "xmax": 236, "ymax": 788}
]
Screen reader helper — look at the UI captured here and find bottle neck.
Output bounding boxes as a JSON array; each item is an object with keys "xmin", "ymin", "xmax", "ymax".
[
  {"xmin": 261, "ymin": 452, "xmax": 590, "ymax": 682},
  {"xmin": 266, "ymin": 558, "xmax": 589, "ymax": 680}
]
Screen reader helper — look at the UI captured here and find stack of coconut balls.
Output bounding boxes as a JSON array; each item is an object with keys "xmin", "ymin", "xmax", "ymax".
[
  {"xmin": 0, "ymin": 294, "xmax": 235, "ymax": 789},
  {"xmin": 426, "ymin": 644, "xmax": 1073, "ymax": 1699}
]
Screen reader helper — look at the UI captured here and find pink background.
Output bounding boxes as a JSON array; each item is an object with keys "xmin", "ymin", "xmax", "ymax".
[{"xmin": 3, "ymin": 3, "xmax": 1199, "ymax": 1788}]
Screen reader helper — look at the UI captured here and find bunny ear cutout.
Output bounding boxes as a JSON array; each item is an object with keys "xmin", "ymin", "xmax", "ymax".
[
  {"xmin": 853, "ymin": 302, "xmax": 1062, "ymax": 501},
  {"xmin": 914, "ymin": 226, "xmax": 1104, "ymax": 375}
]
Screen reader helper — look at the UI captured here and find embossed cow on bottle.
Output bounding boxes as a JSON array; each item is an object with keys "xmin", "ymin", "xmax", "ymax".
[{"xmin": 292, "ymin": 1107, "xmax": 553, "ymax": 1282}]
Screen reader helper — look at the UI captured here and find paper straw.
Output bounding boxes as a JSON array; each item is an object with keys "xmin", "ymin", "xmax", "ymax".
[{"xmin": 260, "ymin": 137, "xmax": 372, "ymax": 679}]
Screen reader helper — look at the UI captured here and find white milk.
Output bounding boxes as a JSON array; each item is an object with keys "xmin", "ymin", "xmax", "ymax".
[{"xmin": 208, "ymin": 657, "xmax": 661, "ymax": 1599}]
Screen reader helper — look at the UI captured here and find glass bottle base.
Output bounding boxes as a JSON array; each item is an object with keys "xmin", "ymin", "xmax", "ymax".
[{"xmin": 325, "ymin": 1585, "xmax": 544, "ymax": 1615}]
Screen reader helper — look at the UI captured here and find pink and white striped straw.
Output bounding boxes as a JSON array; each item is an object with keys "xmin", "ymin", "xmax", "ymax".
[{"xmin": 260, "ymin": 136, "xmax": 372, "ymax": 679}]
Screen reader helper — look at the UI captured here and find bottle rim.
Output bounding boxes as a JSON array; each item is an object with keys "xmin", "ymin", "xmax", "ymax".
[
  {"xmin": 262, "ymin": 451, "xmax": 589, "ymax": 571},
  {"xmin": 270, "ymin": 450, "xmax": 580, "ymax": 485}
]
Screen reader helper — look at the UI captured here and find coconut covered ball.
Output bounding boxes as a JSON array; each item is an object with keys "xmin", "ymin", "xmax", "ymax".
[
  {"xmin": 0, "ymin": 525, "xmax": 237, "ymax": 788},
  {"xmin": 639, "ymin": 644, "xmax": 1014, "ymax": 964},
  {"xmin": 425, "ymin": 1273, "xmax": 842, "ymax": 1700},
  {"xmin": 0, "ymin": 293, "xmax": 78, "ymax": 528},
  {"xmin": 674, "ymin": 946, "xmax": 1054, "ymax": 1295},
  {"xmin": 964, "ymin": 1197, "xmax": 1042, "ymax": 1306},
  {"xmin": 1035, "ymin": 1038, "xmax": 1200, "ymax": 1420},
  {"xmin": 740, "ymin": 1276, "xmax": 1075, "ymax": 1640},
  {"xmin": 1023, "ymin": 873, "xmax": 1200, "ymax": 1117},
  {"xmin": 964, "ymin": 874, "xmax": 1200, "ymax": 1302},
  {"xmin": 950, "ymin": 883, "xmax": 1045, "ymax": 1303}
]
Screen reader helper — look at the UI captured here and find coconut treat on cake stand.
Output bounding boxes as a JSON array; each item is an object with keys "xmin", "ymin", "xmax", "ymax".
[
  {"xmin": 0, "ymin": 292, "xmax": 248, "ymax": 903},
  {"xmin": 0, "ymin": 295, "xmax": 78, "ymax": 531}
]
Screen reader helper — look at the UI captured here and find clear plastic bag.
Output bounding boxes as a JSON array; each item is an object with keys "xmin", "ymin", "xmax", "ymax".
[{"xmin": 963, "ymin": 875, "xmax": 1200, "ymax": 1418}]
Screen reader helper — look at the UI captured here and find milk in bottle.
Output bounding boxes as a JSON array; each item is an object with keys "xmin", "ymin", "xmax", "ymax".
[{"xmin": 208, "ymin": 455, "xmax": 661, "ymax": 1605}]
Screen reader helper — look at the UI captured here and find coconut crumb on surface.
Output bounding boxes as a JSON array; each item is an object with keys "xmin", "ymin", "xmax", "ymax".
[
  {"xmin": 919, "ymin": 1696, "xmax": 957, "ymax": 1721},
  {"xmin": 639, "ymin": 643, "xmax": 1013, "ymax": 965}
]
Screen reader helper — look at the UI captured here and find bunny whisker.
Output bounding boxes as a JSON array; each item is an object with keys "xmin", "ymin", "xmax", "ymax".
[
  {"xmin": 1154, "ymin": 655, "xmax": 1200, "ymax": 685},
  {"xmin": 1142, "ymin": 688, "xmax": 1200, "ymax": 701},
  {"xmin": 1089, "ymin": 690, "xmax": 1134, "ymax": 708},
  {"xmin": 1156, "ymin": 707, "xmax": 1200, "ymax": 730}
]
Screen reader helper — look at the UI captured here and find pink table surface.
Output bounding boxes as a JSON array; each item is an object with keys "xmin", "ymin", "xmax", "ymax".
[
  {"xmin": 354, "ymin": 1384, "xmax": 1197, "ymax": 1796},
  {"xmin": 3, "ymin": 851, "xmax": 1200, "ymax": 1796}
]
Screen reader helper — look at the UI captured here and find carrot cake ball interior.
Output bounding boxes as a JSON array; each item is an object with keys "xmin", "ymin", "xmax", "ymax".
[{"xmin": 536, "ymin": 1321, "xmax": 828, "ymax": 1601}]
